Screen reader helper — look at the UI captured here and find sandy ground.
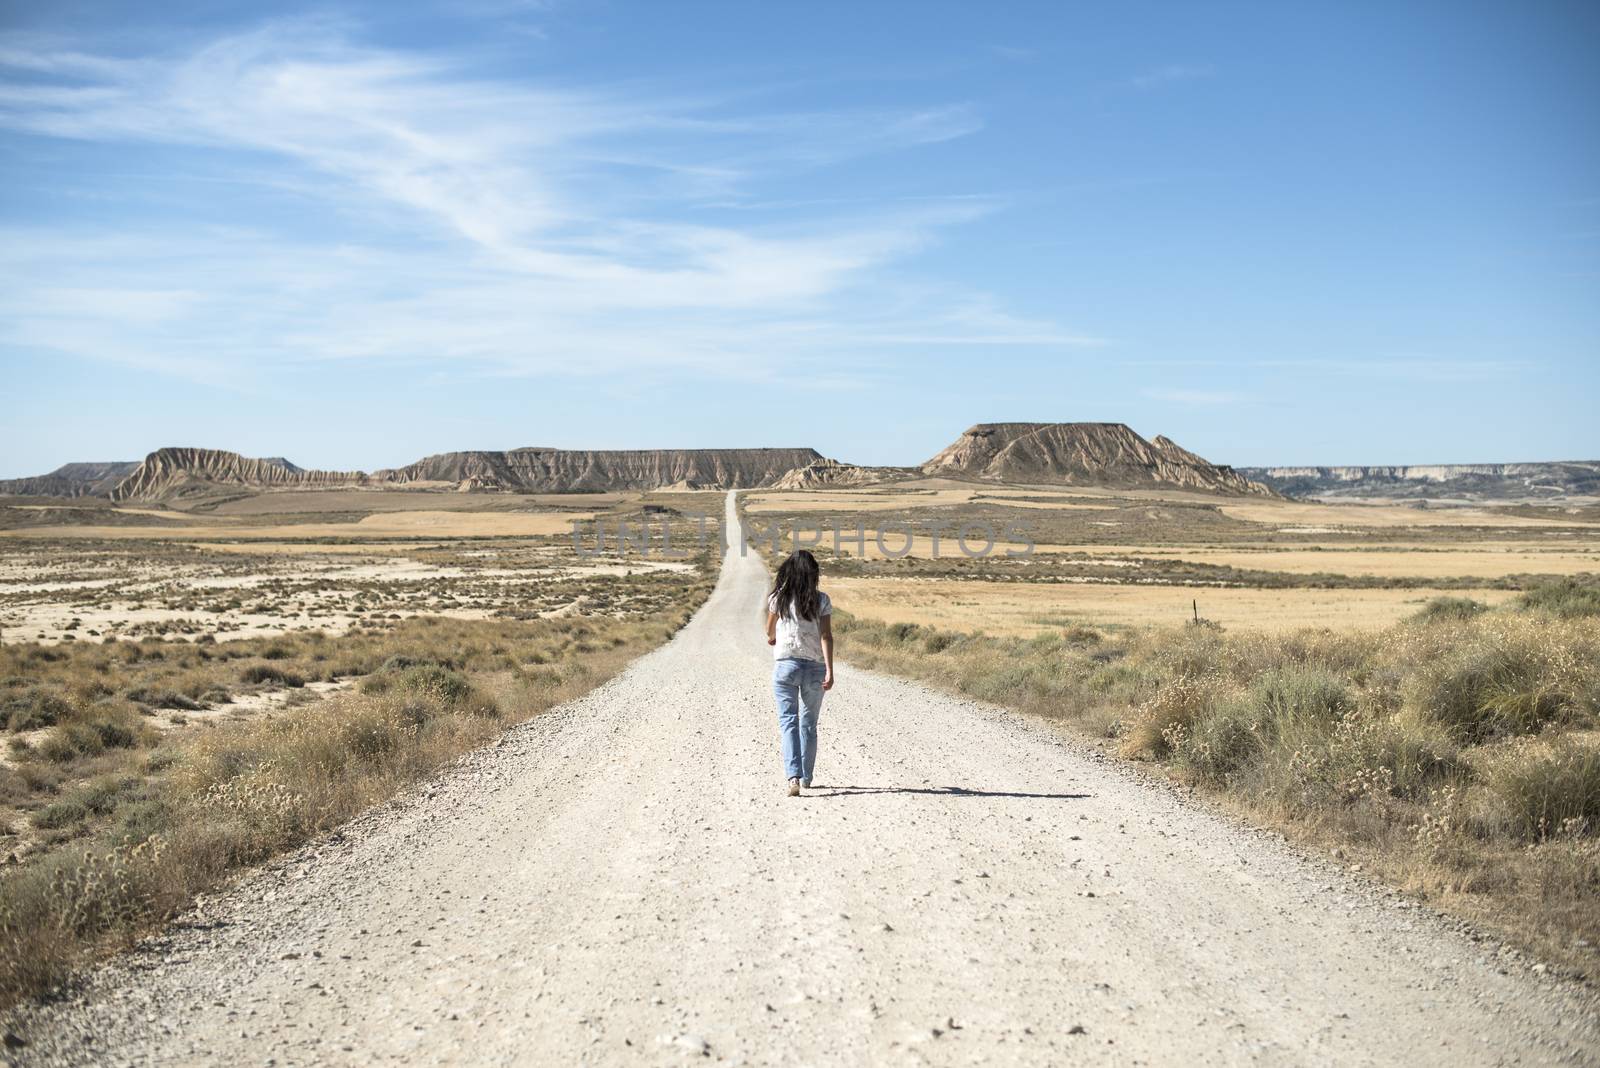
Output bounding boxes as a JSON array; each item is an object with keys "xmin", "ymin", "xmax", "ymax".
[
  {"xmin": 0, "ymin": 511, "xmax": 595, "ymax": 540},
  {"xmin": 6, "ymin": 493, "xmax": 1595, "ymax": 1066},
  {"xmin": 827, "ymin": 576, "xmax": 1523, "ymax": 634}
]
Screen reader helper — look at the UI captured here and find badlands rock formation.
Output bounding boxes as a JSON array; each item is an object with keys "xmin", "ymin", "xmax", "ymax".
[
  {"xmin": 109, "ymin": 448, "xmax": 367, "ymax": 501},
  {"xmin": 94, "ymin": 446, "xmax": 828, "ymax": 501},
  {"xmin": 376, "ymin": 448, "xmax": 823, "ymax": 493},
  {"xmin": 921, "ymin": 423, "xmax": 1273, "ymax": 495},
  {"xmin": 0, "ymin": 461, "xmax": 139, "ymax": 498},
  {"xmin": 769, "ymin": 457, "xmax": 910, "ymax": 490}
]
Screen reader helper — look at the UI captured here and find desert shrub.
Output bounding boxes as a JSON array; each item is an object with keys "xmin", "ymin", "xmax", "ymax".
[
  {"xmin": 115, "ymin": 798, "xmax": 175, "ymax": 843},
  {"xmin": 886, "ymin": 622, "xmax": 922, "ymax": 644},
  {"xmin": 1151, "ymin": 627, "xmax": 1238, "ymax": 681},
  {"xmin": 1471, "ymin": 736, "xmax": 1600, "ymax": 841},
  {"xmin": 1172, "ymin": 690, "xmax": 1259, "ymax": 781},
  {"xmin": 1122, "ymin": 676, "xmax": 1227, "ymax": 758},
  {"xmin": 1412, "ymin": 596, "xmax": 1490, "ymax": 623},
  {"xmin": 124, "ymin": 687, "xmax": 202, "ymax": 711},
  {"xmin": 1164, "ymin": 668, "xmax": 1351, "ymax": 785},
  {"xmin": 72, "ymin": 774, "xmax": 145, "ymax": 817},
  {"xmin": 32, "ymin": 799, "xmax": 89, "ymax": 830},
  {"xmin": 1062, "ymin": 625, "xmax": 1102, "ymax": 646},
  {"xmin": 5, "ymin": 688, "xmax": 73, "ymax": 732},
  {"xmin": 0, "ymin": 835, "xmax": 168, "ymax": 998},
  {"xmin": 240, "ymin": 665, "xmax": 305, "ymax": 687},
  {"xmin": 1251, "ymin": 665, "xmax": 1353, "ymax": 729},
  {"xmin": 1517, "ymin": 579, "xmax": 1600, "ymax": 619},
  {"xmin": 379, "ymin": 654, "xmax": 453, "ymax": 673},
  {"xmin": 922, "ymin": 631, "xmax": 958, "ymax": 654},
  {"xmin": 1404, "ymin": 631, "xmax": 1581, "ymax": 742}
]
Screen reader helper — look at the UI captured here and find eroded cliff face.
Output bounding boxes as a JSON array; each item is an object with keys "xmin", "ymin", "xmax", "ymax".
[
  {"xmin": 769, "ymin": 458, "xmax": 909, "ymax": 490},
  {"xmin": 101, "ymin": 446, "xmax": 830, "ymax": 500},
  {"xmin": 920, "ymin": 423, "xmax": 1271, "ymax": 495},
  {"xmin": 109, "ymin": 449, "xmax": 367, "ymax": 501},
  {"xmin": 376, "ymin": 448, "xmax": 824, "ymax": 493},
  {"xmin": 1240, "ymin": 462, "xmax": 1600, "ymax": 500},
  {"xmin": 0, "ymin": 462, "xmax": 139, "ymax": 498}
]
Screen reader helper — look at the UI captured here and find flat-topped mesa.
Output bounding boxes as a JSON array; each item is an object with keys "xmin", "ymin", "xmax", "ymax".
[
  {"xmin": 374, "ymin": 448, "xmax": 826, "ymax": 493},
  {"xmin": 110, "ymin": 448, "xmax": 368, "ymax": 501},
  {"xmin": 921, "ymin": 422, "xmax": 1273, "ymax": 495}
]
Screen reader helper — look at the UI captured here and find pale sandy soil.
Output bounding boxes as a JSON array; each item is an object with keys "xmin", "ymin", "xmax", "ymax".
[
  {"xmin": 826, "ymin": 576, "xmax": 1523, "ymax": 634},
  {"xmin": 0, "ymin": 511, "xmax": 595, "ymax": 540},
  {"xmin": 7, "ymin": 493, "xmax": 1593, "ymax": 1066},
  {"xmin": 208, "ymin": 490, "xmax": 630, "ymax": 515},
  {"xmin": 0, "ymin": 546, "xmax": 692, "ymax": 644}
]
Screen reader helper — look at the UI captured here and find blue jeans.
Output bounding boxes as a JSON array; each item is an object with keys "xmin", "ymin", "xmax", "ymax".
[{"xmin": 772, "ymin": 657, "xmax": 826, "ymax": 782}]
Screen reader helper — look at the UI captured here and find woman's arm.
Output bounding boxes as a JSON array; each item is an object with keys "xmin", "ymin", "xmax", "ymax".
[
  {"xmin": 819, "ymin": 615, "xmax": 835, "ymax": 690},
  {"xmin": 765, "ymin": 611, "xmax": 778, "ymax": 646}
]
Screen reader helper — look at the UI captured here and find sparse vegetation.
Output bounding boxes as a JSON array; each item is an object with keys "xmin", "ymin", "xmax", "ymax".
[
  {"xmin": 1517, "ymin": 577, "xmax": 1600, "ymax": 619},
  {"xmin": 840, "ymin": 602, "xmax": 1600, "ymax": 976},
  {"xmin": 1412, "ymin": 595, "xmax": 1490, "ymax": 623},
  {"xmin": 0, "ymin": 506, "xmax": 719, "ymax": 1008}
]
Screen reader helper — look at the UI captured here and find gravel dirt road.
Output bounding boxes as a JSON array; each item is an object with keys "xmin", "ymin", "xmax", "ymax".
[{"xmin": 8, "ymin": 492, "xmax": 1598, "ymax": 1066}]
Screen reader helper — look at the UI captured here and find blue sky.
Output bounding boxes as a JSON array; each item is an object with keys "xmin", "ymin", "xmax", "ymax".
[{"xmin": 2, "ymin": 1, "xmax": 1596, "ymax": 477}]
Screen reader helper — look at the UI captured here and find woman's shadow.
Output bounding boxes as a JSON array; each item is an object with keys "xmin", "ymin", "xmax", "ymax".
[{"xmin": 805, "ymin": 785, "xmax": 1090, "ymax": 800}]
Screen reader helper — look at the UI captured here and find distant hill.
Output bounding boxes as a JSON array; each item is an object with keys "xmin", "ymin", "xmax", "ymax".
[
  {"xmin": 69, "ymin": 446, "xmax": 829, "ymax": 501},
  {"xmin": 921, "ymin": 423, "xmax": 1273, "ymax": 495},
  {"xmin": 377, "ymin": 448, "xmax": 824, "ymax": 493},
  {"xmin": 48, "ymin": 433, "xmax": 1597, "ymax": 504},
  {"xmin": 110, "ymin": 448, "xmax": 367, "ymax": 501},
  {"xmin": 1240, "ymin": 462, "xmax": 1600, "ymax": 501},
  {"xmin": 0, "ymin": 461, "xmax": 139, "ymax": 498},
  {"xmin": 769, "ymin": 457, "xmax": 914, "ymax": 490}
]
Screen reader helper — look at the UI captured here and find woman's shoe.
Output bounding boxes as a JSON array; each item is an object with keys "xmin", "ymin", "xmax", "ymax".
[
  {"xmin": 801, "ymin": 779, "xmax": 812, "ymax": 789},
  {"xmin": 787, "ymin": 778, "xmax": 801, "ymax": 797}
]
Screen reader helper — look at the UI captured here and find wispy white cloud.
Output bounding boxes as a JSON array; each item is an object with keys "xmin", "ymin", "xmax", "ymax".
[{"xmin": 0, "ymin": 21, "xmax": 1092, "ymax": 383}]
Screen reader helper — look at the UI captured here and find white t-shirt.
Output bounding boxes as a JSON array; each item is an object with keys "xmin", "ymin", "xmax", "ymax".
[{"xmin": 768, "ymin": 590, "xmax": 832, "ymax": 662}]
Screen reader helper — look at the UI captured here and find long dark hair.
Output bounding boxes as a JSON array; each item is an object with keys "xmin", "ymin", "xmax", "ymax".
[{"xmin": 771, "ymin": 549, "xmax": 822, "ymax": 621}]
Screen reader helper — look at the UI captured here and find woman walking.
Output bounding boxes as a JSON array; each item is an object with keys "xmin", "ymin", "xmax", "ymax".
[{"xmin": 764, "ymin": 549, "xmax": 835, "ymax": 796}]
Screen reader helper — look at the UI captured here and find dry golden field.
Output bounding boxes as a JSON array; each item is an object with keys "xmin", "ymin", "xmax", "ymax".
[{"xmin": 741, "ymin": 480, "xmax": 1600, "ymax": 633}]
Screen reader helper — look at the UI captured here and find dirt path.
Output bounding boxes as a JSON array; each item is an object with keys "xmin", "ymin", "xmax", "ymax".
[{"xmin": 8, "ymin": 492, "xmax": 1597, "ymax": 1066}]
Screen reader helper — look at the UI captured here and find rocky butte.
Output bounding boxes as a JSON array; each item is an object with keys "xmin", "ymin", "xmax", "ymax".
[{"xmin": 919, "ymin": 423, "xmax": 1274, "ymax": 495}]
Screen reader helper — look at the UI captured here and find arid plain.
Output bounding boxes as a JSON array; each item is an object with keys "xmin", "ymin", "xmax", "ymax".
[{"xmin": 2, "ymin": 433, "xmax": 1598, "ymax": 1062}]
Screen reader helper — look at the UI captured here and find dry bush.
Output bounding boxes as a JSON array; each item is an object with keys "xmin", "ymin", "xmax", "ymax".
[{"xmin": 1469, "ymin": 735, "xmax": 1600, "ymax": 842}]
